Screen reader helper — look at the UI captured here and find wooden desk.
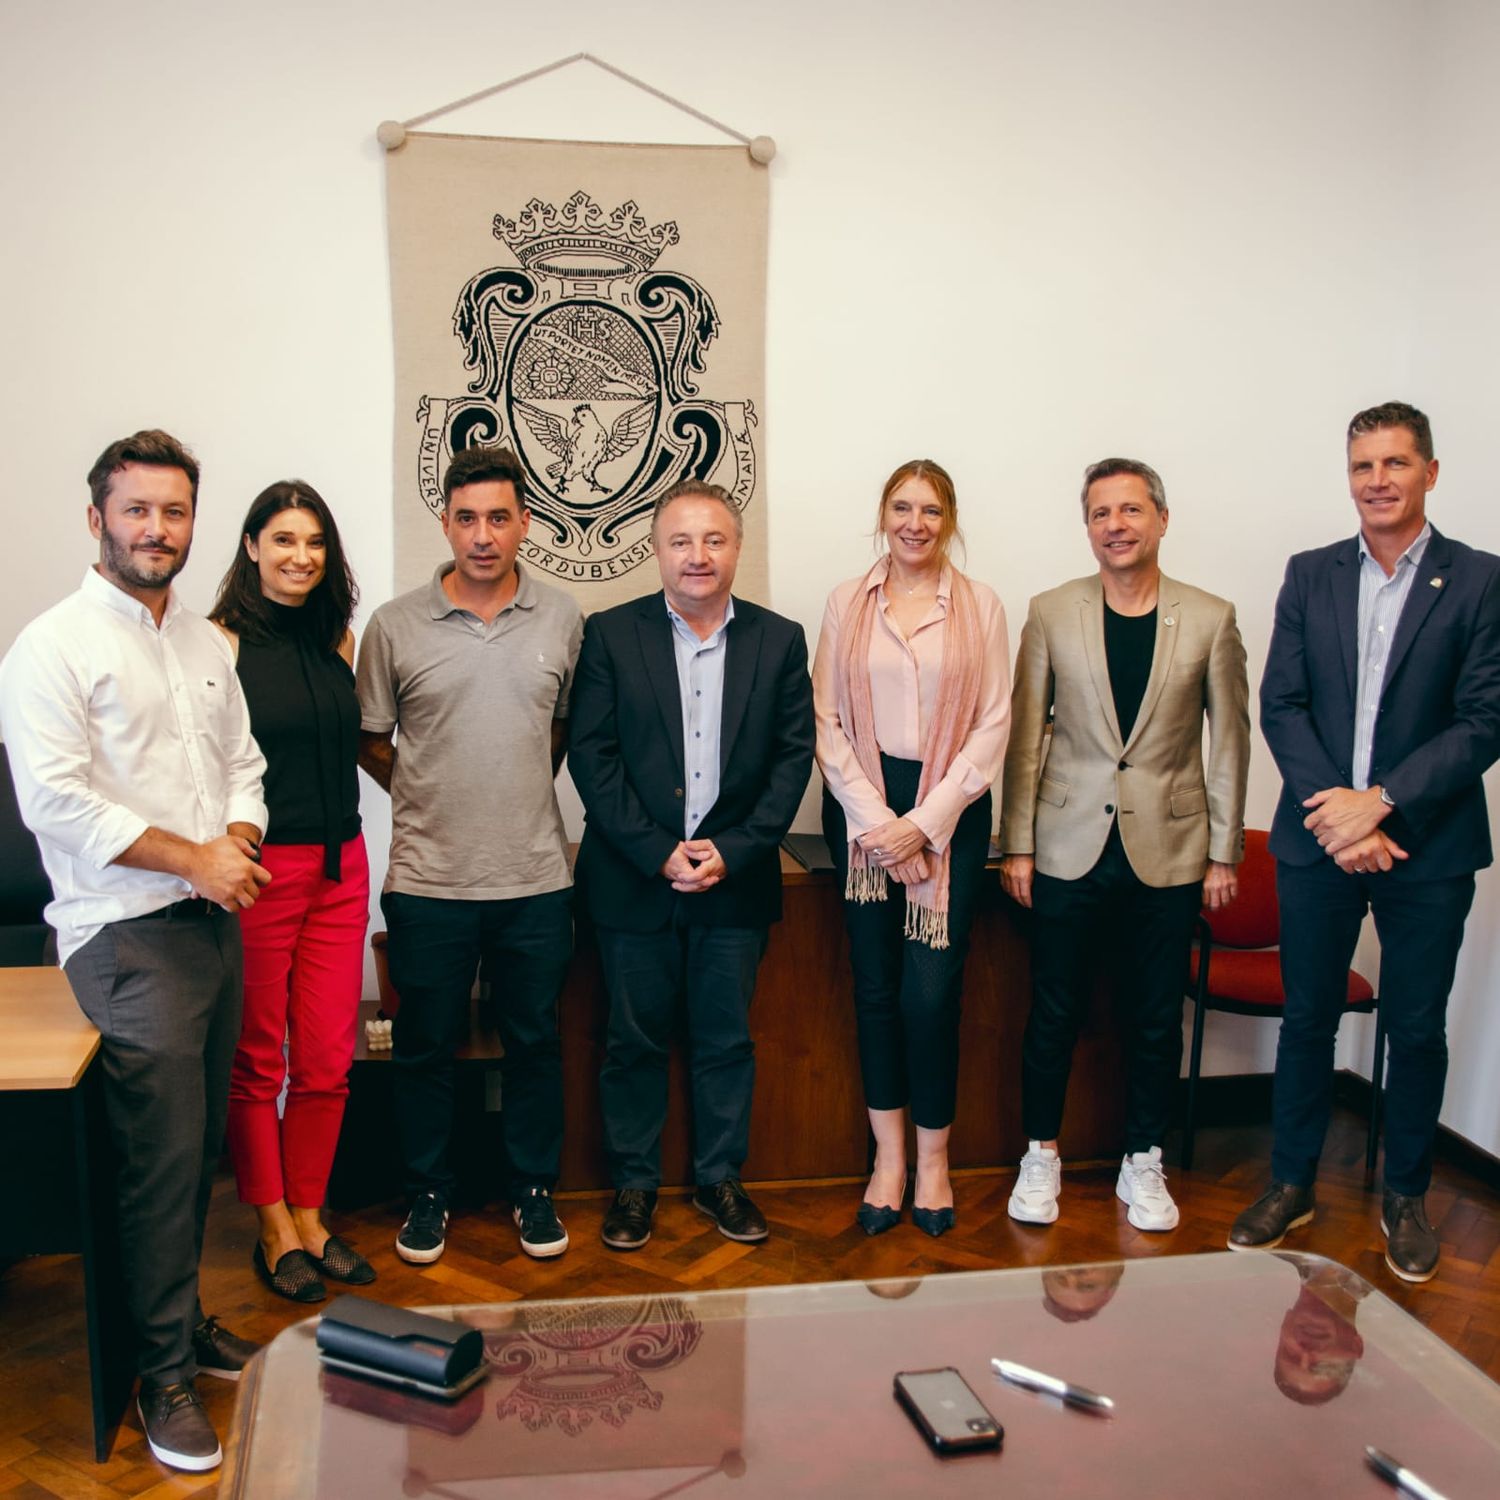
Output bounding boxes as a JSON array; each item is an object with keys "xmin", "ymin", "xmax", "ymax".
[
  {"xmin": 0, "ymin": 966, "xmax": 128, "ymax": 1460},
  {"xmin": 0, "ymin": 965, "xmax": 100, "ymax": 1087},
  {"xmin": 333, "ymin": 856, "xmax": 1130, "ymax": 1200}
]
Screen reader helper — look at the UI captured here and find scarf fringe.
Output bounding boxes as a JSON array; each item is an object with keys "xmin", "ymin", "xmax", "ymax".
[
  {"xmin": 844, "ymin": 861, "xmax": 889, "ymax": 904},
  {"xmin": 904, "ymin": 897, "xmax": 951, "ymax": 951}
]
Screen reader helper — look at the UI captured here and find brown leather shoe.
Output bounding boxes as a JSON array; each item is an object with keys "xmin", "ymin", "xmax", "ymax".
[
  {"xmin": 1227, "ymin": 1181, "xmax": 1315, "ymax": 1250},
  {"xmin": 1382, "ymin": 1190, "xmax": 1440, "ymax": 1282}
]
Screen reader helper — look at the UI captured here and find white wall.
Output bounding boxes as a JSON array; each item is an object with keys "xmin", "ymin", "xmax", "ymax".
[{"xmin": 3, "ymin": 0, "xmax": 1496, "ymax": 1151}]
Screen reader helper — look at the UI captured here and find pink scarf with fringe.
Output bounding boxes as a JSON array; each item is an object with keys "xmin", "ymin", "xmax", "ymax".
[{"xmin": 836, "ymin": 561, "xmax": 984, "ymax": 949}]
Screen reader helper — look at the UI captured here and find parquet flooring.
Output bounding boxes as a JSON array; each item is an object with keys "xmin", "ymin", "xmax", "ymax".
[{"xmin": 2, "ymin": 1107, "xmax": 1497, "ymax": 1497}]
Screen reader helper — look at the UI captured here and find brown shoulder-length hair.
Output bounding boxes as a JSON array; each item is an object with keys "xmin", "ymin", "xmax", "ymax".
[
  {"xmin": 874, "ymin": 458, "xmax": 964, "ymax": 566},
  {"xmin": 210, "ymin": 480, "xmax": 357, "ymax": 653}
]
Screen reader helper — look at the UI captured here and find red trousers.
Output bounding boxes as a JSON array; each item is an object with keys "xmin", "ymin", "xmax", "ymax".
[{"xmin": 227, "ymin": 836, "xmax": 370, "ymax": 1207}]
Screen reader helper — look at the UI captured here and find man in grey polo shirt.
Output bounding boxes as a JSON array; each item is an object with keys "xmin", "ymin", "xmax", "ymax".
[{"xmin": 357, "ymin": 445, "xmax": 582, "ymax": 1265}]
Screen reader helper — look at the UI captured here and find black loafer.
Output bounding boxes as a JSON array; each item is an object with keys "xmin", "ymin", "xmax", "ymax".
[
  {"xmin": 911, "ymin": 1206, "xmax": 955, "ymax": 1238},
  {"xmin": 253, "ymin": 1242, "xmax": 326, "ymax": 1303},
  {"xmin": 1228, "ymin": 1182, "xmax": 1316, "ymax": 1250},
  {"xmin": 1382, "ymin": 1190, "xmax": 1440, "ymax": 1283},
  {"xmin": 856, "ymin": 1202, "xmax": 901, "ymax": 1236},
  {"xmin": 602, "ymin": 1188, "xmax": 658, "ymax": 1251},
  {"xmin": 313, "ymin": 1234, "xmax": 376, "ymax": 1285},
  {"xmin": 693, "ymin": 1179, "xmax": 769, "ymax": 1242}
]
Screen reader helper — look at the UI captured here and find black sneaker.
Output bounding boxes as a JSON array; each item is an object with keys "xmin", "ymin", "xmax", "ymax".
[
  {"xmin": 1382, "ymin": 1189, "xmax": 1440, "ymax": 1283},
  {"xmin": 692, "ymin": 1178, "xmax": 769, "ymax": 1243},
  {"xmin": 513, "ymin": 1186, "xmax": 569, "ymax": 1259},
  {"xmin": 138, "ymin": 1380, "xmax": 221, "ymax": 1472},
  {"xmin": 602, "ymin": 1188, "xmax": 658, "ymax": 1251},
  {"xmin": 192, "ymin": 1316, "xmax": 260, "ymax": 1382},
  {"xmin": 396, "ymin": 1191, "xmax": 449, "ymax": 1264}
]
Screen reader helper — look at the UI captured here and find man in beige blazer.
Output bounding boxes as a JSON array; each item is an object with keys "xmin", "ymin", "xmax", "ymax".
[{"xmin": 1000, "ymin": 457, "xmax": 1249, "ymax": 1232}]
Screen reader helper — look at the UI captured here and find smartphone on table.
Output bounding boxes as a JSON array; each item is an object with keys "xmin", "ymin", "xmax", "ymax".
[{"xmin": 894, "ymin": 1367, "xmax": 1004, "ymax": 1454}]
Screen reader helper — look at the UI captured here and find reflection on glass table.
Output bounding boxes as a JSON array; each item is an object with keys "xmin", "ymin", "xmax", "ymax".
[{"xmin": 223, "ymin": 1251, "xmax": 1500, "ymax": 1498}]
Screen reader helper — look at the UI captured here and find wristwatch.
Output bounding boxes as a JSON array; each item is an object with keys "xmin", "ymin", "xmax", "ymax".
[{"xmin": 1378, "ymin": 786, "xmax": 1396, "ymax": 809}]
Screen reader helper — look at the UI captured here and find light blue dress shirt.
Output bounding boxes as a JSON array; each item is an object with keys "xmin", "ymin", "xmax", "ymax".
[
  {"xmin": 667, "ymin": 597, "xmax": 735, "ymax": 837},
  {"xmin": 1353, "ymin": 522, "xmax": 1431, "ymax": 789}
]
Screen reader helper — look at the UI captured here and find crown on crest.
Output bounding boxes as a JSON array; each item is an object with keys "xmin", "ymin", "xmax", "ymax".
[{"xmin": 493, "ymin": 192, "xmax": 680, "ymax": 280}]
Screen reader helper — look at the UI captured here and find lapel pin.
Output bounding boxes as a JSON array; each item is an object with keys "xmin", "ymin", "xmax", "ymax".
[
  {"xmin": 1164, "ymin": 616, "xmax": 1176, "ymax": 626},
  {"xmin": 1430, "ymin": 578, "xmax": 1443, "ymax": 589}
]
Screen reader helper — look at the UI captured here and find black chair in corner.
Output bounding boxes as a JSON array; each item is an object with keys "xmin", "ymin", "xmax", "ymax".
[{"xmin": 0, "ymin": 742, "xmax": 56, "ymax": 966}]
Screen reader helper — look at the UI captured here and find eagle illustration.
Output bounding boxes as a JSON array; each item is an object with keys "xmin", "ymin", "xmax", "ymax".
[{"xmin": 513, "ymin": 399, "xmax": 655, "ymax": 494}]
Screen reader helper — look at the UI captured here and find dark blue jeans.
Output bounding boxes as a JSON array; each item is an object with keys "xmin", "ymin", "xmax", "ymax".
[
  {"xmin": 596, "ymin": 918, "xmax": 767, "ymax": 1189},
  {"xmin": 382, "ymin": 887, "xmax": 571, "ymax": 1200},
  {"xmin": 1272, "ymin": 858, "xmax": 1475, "ymax": 1196}
]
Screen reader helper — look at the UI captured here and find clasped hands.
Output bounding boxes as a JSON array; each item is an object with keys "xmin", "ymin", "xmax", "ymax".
[
  {"xmin": 1302, "ymin": 785, "xmax": 1408, "ymax": 874},
  {"xmin": 660, "ymin": 838, "xmax": 727, "ymax": 892},
  {"xmin": 856, "ymin": 816, "xmax": 930, "ymax": 886},
  {"xmin": 192, "ymin": 833, "xmax": 272, "ymax": 911}
]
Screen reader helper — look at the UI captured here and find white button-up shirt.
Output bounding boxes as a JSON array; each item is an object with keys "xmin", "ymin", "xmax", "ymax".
[
  {"xmin": 0, "ymin": 568, "xmax": 267, "ymax": 964},
  {"xmin": 1353, "ymin": 523, "xmax": 1431, "ymax": 790}
]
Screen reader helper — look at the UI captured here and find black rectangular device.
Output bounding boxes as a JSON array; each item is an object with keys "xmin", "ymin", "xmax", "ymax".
[
  {"xmin": 893, "ymin": 1367, "xmax": 1004, "ymax": 1455},
  {"xmin": 316, "ymin": 1294, "xmax": 488, "ymax": 1401}
]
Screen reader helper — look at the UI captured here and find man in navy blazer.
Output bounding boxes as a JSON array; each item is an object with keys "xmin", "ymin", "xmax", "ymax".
[
  {"xmin": 569, "ymin": 480, "xmax": 814, "ymax": 1251},
  {"xmin": 1231, "ymin": 402, "xmax": 1500, "ymax": 1282}
]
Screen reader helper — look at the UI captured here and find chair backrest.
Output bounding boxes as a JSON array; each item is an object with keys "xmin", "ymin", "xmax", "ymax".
[
  {"xmin": 1201, "ymin": 828, "xmax": 1279, "ymax": 949},
  {"xmin": 0, "ymin": 742, "xmax": 57, "ymax": 964}
]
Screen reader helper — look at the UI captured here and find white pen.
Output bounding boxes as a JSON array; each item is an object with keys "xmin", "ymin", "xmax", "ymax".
[
  {"xmin": 991, "ymin": 1358, "xmax": 1115, "ymax": 1415},
  {"xmin": 1365, "ymin": 1446, "xmax": 1451, "ymax": 1500}
]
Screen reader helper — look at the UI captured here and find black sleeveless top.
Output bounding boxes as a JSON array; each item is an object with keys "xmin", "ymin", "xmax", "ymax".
[{"xmin": 236, "ymin": 600, "xmax": 361, "ymax": 878}]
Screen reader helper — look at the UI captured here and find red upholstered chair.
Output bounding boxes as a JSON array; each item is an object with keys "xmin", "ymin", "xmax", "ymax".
[{"xmin": 1181, "ymin": 830, "xmax": 1384, "ymax": 1183}]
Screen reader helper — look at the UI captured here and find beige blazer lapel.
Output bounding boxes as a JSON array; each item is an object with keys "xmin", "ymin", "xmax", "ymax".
[
  {"xmin": 1078, "ymin": 581, "xmax": 1124, "ymax": 751},
  {"xmin": 1121, "ymin": 575, "xmax": 1181, "ymax": 759}
]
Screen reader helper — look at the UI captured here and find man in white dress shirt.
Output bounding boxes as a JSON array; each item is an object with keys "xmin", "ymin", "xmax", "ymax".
[{"xmin": 0, "ymin": 430, "xmax": 271, "ymax": 1473}]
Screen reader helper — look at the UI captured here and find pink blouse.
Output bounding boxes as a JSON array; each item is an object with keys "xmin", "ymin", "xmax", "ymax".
[{"xmin": 812, "ymin": 559, "xmax": 1012, "ymax": 852}]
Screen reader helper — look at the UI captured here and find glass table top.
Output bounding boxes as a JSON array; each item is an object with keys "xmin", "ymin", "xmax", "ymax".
[{"xmin": 223, "ymin": 1251, "xmax": 1500, "ymax": 1498}]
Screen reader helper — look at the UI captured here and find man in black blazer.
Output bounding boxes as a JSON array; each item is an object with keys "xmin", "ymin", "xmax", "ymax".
[
  {"xmin": 1231, "ymin": 402, "xmax": 1500, "ymax": 1282},
  {"xmin": 569, "ymin": 480, "xmax": 814, "ymax": 1250}
]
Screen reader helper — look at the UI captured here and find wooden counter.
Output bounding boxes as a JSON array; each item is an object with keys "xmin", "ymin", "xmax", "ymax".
[
  {"xmin": 338, "ymin": 855, "xmax": 1130, "ymax": 1199},
  {"xmin": 0, "ymin": 964, "xmax": 99, "ymax": 1089}
]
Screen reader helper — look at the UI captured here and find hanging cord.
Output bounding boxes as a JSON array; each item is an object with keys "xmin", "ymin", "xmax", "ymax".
[{"xmin": 377, "ymin": 52, "xmax": 776, "ymax": 162}]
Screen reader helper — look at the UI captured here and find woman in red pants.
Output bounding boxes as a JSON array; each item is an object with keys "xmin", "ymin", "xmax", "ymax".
[{"xmin": 212, "ymin": 481, "xmax": 371, "ymax": 1302}]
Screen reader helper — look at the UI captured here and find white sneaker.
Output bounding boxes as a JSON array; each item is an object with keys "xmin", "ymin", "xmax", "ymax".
[
  {"xmin": 1116, "ymin": 1146, "xmax": 1179, "ymax": 1231},
  {"xmin": 1008, "ymin": 1141, "xmax": 1061, "ymax": 1224}
]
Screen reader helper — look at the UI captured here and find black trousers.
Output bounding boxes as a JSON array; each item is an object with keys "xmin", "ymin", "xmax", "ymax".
[
  {"xmin": 823, "ymin": 754, "xmax": 991, "ymax": 1130},
  {"xmin": 382, "ymin": 888, "xmax": 571, "ymax": 1200},
  {"xmin": 596, "ymin": 916, "xmax": 767, "ymax": 1189},
  {"xmin": 65, "ymin": 908, "xmax": 242, "ymax": 1385},
  {"xmin": 1022, "ymin": 822, "xmax": 1201, "ymax": 1152},
  {"xmin": 1272, "ymin": 858, "xmax": 1475, "ymax": 1196}
]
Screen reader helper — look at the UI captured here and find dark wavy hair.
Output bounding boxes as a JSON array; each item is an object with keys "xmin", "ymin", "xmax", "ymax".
[{"xmin": 210, "ymin": 480, "xmax": 357, "ymax": 653}]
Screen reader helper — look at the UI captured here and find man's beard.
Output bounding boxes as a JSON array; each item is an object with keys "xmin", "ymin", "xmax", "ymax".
[{"xmin": 101, "ymin": 528, "xmax": 188, "ymax": 590}]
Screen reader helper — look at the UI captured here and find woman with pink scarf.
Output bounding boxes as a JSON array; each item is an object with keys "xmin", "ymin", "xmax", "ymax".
[{"xmin": 813, "ymin": 460, "xmax": 1011, "ymax": 1236}]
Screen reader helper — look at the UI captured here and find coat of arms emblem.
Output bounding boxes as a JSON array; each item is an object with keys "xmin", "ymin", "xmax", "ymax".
[{"xmin": 414, "ymin": 191, "xmax": 758, "ymax": 583}]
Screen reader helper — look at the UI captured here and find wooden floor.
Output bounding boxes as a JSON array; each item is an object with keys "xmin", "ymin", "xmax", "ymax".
[{"xmin": 3, "ymin": 1106, "xmax": 1498, "ymax": 1498}]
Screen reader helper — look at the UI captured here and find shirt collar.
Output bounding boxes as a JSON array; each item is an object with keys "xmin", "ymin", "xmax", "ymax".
[
  {"xmin": 1357, "ymin": 521, "xmax": 1432, "ymax": 571},
  {"xmin": 665, "ymin": 594, "xmax": 736, "ymax": 643},
  {"xmin": 82, "ymin": 565, "xmax": 180, "ymax": 628},
  {"xmin": 428, "ymin": 560, "xmax": 535, "ymax": 620},
  {"xmin": 865, "ymin": 555, "xmax": 953, "ymax": 602}
]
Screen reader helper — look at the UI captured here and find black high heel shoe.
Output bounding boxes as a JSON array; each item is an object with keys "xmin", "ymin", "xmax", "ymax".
[
  {"xmin": 856, "ymin": 1201, "xmax": 902, "ymax": 1236},
  {"xmin": 911, "ymin": 1205, "xmax": 956, "ymax": 1237}
]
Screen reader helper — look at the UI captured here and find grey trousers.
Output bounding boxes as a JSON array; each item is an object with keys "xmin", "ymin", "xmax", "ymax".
[{"xmin": 65, "ymin": 907, "xmax": 242, "ymax": 1386}]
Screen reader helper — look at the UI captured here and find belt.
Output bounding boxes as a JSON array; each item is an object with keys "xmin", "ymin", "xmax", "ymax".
[{"xmin": 128, "ymin": 897, "xmax": 223, "ymax": 922}]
